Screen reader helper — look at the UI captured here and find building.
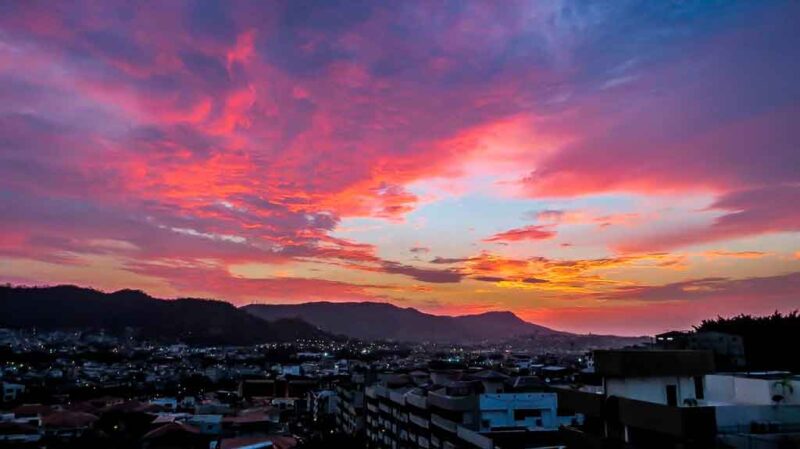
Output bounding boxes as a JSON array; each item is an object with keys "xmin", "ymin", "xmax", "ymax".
[
  {"xmin": 1, "ymin": 383, "xmax": 24, "ymax": 403},
  {"xmin": 655, "ymin": 331, "xmax": 746, "ymax": 369},
  {"xmin": 335, "ymin": 372, "xmax": 368, "ymax": 438},
  {"xmin": 557, "ymin": 350, "xmax": 718, "ymax": 448},
  {"xmin": 186, "ymin": 414, "xmax": 223, "ymax": 435},
  {"xmin": 309, "ymin": 389, "xmax": 339, "ymax": 429},
  {"xmin": 363, "ymin": 370, "xmax": 576, "ymax": 449},
  {"xmin": 141, "ymin": 421, "xmax": 210, "ymax": 449},
  {"xmin": 596, "ymin": 350, "xmax": 713, "ymax": 407},
  {"xmin": 41, "ymin": 410, "xmax": 98, "ymax": 440},
  {"xmin": 0, "ymin": 422, "xmax": 41, "ymax": 444},
  {"xmin": 558, "ymin": 350, "xmax": 800, "ymax": 449}
]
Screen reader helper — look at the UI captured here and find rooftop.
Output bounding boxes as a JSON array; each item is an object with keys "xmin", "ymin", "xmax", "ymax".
[{"xmin": 594, "ymin": 350, "xmax": 715, "ymax": 377}]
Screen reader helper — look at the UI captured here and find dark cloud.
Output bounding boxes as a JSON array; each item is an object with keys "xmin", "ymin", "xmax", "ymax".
[
  {"xmin": 430, "ymin": 257, "xmax": 470, "ymax": 264},
  {"xmin": 379, "ymin": 261, "xmax": 462, "ymax": 283},
  {"xmin": 602, "ymin": 272, "xmax": 800, "ymax": 303}
]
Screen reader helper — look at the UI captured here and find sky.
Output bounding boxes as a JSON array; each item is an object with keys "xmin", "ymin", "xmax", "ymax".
[{"xmin": 1, "ymin": 1, "xmax": 799, "ymax": 336}]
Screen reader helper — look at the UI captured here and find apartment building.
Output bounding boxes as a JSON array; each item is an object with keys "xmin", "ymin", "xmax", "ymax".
[
  {"xmin": 363, "ymin": 370, "xmax": 575, "ymax": 449},
  {"xmin": 335, "ymin": 372, "xmax": 368, "ymax": 438}
]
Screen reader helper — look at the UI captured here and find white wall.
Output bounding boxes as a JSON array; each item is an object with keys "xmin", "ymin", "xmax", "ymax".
[
  {"xmin": 705, "ymin": 374, "xmax": 736, "ymax": 403},
  {"xmin": 605, "ymin": 376, "xmax": 698, "ymax": 405},
  {"xmin": 706, "ymin": 374, "xmax": 800, "ymax": 405}
]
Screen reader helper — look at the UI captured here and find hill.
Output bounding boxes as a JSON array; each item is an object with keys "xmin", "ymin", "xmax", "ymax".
[
  {"xmin": 0, "ymin": 285, "xmax": 326, "ymax": 345},
  {"xmin": 243, "ymin": 301, "xmax": 562, "ymax": 343}
]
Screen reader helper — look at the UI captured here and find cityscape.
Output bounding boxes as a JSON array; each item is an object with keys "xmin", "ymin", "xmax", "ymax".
[
  {"xmin": 2, "ymin": 1, "xmax": 800, "ymax": 448},
  {"xmin": 1, "ymin": 285, "xmax": 799, "ymax": 448}
]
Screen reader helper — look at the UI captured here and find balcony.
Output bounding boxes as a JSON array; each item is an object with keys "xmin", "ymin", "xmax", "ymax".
[
  {"xmin": 409, "ymin": 413, "xmax": 430, "ymax": 429},
  {"xmin": 406, "ymin": 391, "xmax": 428, "ymax": 410},
  {"xmin": 456, "ymin": 426, "xmax": 493, "ymax": 449},
  {"xmin": 339, "ymin": 388, "xmax": 354, "ymax": 400},
  {"xmin": 390, "ymin": 390, "xmax": 406, "ymax": 405},
  {"xmin": 430, "ymin": 414, "xmax": 458, "ymax": 433},
  {"xmin": 374, "ymin": 385, "xmax": 389, "ymax": 398}
]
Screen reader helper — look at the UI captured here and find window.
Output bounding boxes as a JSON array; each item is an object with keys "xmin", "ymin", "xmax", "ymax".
[
  {"xmin": 514, "ymin": 409, "xmax": 542, "ymax": 420},
  {"xmin": 666, "ymin": 385, "xmax": 678, "ymax": 406},
  {"xmin": 694, "ymin": 376, "xmax": 704, "ymax": 400}
]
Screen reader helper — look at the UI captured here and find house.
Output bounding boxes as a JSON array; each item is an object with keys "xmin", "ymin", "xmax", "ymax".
[
  {"xmin": 41, "ymin": 411, "xmax": 98, "ymax": 439},
  {"xmin": 2, "ymin": 382, "xmax": 25, "ymax": 403},
  {"xmin": 0, "ymin": 422, "xmax": 41, "ymax": 444},
  {"xmin": 219, "ymin": 435, "xmax": 298, "ymax": 449},
  {"xmin": 141, "ymin": 422, "xmax": 209, "ymax": 449},
  {"xmin": 222, "ymin": 409, "xmax": 282, "ymax": 437},
  {"xmin": 12, "ymin": 404, "xmax": 54, "ymax": 427},
  {"xmin": 150, "ymin": 397, "xmax": 179, "ymax": 411},
  {"xmin": 186, "ymin": 414, "xmax": 222, "ymax": 435}
]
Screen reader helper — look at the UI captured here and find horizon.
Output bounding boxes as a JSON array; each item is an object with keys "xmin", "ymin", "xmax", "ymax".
[
  {"xmin": 2, "ymin": 2, "xmax": 799, "ymax": 336},
  {"xmin": 3, "ymin": 281, "xmax": 753, "ymax": 337}
]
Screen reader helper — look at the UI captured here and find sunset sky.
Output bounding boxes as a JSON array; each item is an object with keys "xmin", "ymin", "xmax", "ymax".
[{"xmin": 1, "ymin": 1, "xmax": 799, "ymax": 335}]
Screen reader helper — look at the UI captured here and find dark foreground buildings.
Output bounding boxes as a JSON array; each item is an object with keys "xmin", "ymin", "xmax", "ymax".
[
  {"xmin": 3, "ymin": 328, "xmax": 800, "ymax": 448},
  {"xmin": 330, "ymin": 350, "xmax": 800, "ymax": 449}
]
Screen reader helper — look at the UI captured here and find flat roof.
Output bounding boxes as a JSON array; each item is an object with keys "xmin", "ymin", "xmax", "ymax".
[{"xmin": 594, "ymin": 350, "xmax": 715, "ymax": 377}]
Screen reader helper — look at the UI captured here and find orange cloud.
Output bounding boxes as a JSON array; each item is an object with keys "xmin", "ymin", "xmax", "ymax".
[
  {"xmin": 703, "ymin": 250, "xmax": 769, "ymax": 259},
  {"xmin": 457, "ymin": 252, "xmax": 685, "ymax": 291}
]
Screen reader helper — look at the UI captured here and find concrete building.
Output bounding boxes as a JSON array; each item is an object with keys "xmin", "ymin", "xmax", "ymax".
[
  {"xmin": 363, "ymin": 370, "xmax": 575, "ymax": 449},
  {"xmin": 335, "ymin": 373, "xmax": 367, "ymax": 438},
  {"xmin": 655, "ymin": 331, "xmax": 746, "ymax": 369},
  {"xmin": 309, "ymin": 389, "xmax": 339, "ymax": 424},
  {"xmin": 596, "ymin": 350, "xmax": 712, "ymax": 407},
  {"xmin": 558, "ymin": 350, "xmax": 800, "ymax": 449}
]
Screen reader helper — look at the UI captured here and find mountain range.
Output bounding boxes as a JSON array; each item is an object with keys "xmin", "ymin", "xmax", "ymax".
[
  {"xmin": 1, "ymin": 285, "xmax": 644, "ymax": 347},
  {"xmin": 0, "ymin": 285, "xmax": 325, "ymax": 345},
  {"xmin": 245, "ymin": 301, "xmax": 560, "ymax": 342},
  {"xmin": 243, "ymin": 302, "xmax": 646, "ymax": 348}
]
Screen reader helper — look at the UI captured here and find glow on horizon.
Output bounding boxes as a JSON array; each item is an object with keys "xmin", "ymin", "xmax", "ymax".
[{"xmin": 1, "ymin": 1, "xmax": 799, "ymax": 336}]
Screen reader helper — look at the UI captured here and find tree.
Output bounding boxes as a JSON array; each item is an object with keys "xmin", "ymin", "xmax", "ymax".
[{"xmin": 695, "ymin": 311, "xmax": 800, "ymax": 372}]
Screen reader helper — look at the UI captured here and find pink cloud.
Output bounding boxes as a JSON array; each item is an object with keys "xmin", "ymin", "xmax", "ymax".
[
  {"xmin": 484, "ymin": 225, "xmax": 557, "ymax": 243},
  {"xmin": 618, "ymin": 185, "xmax": 800, "ymax": 252}
]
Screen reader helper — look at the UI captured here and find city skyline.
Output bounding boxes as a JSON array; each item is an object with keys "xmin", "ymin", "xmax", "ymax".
[{"xmin": 1, "ymin": 1, "xmax": 799, "ymax": 336}]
